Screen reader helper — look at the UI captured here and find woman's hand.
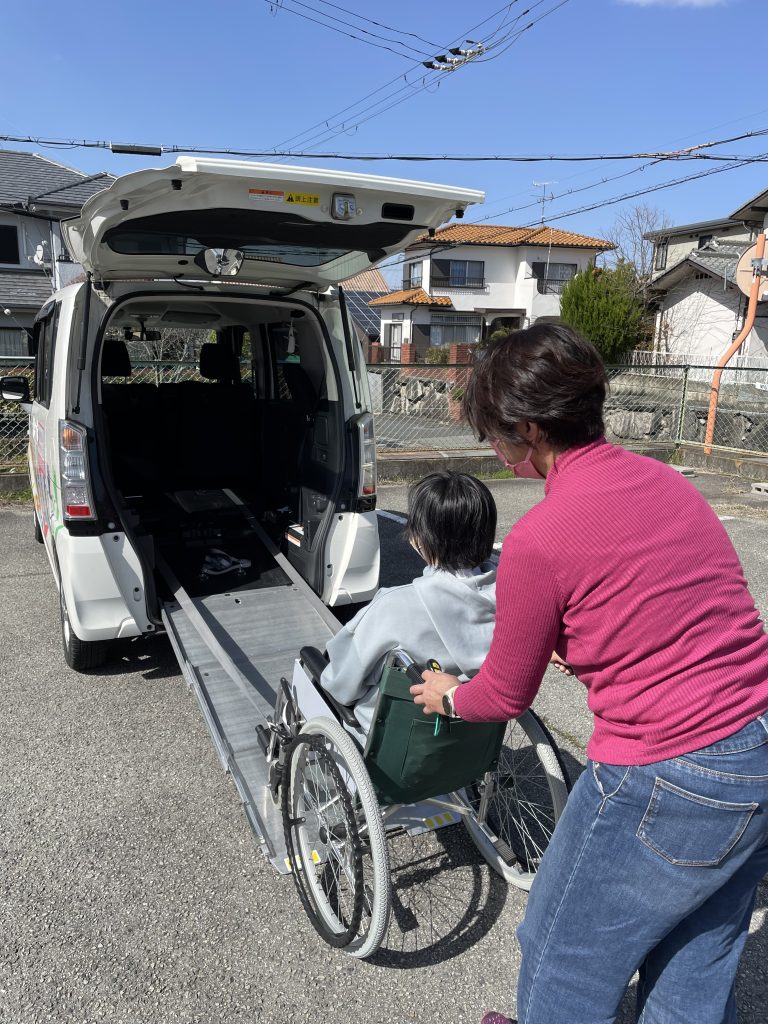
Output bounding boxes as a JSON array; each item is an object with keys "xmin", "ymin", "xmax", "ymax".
[
  {"xmin": 550, "ymin": 651, "xmax": 573, "ymax": 676},
  {"xmin": 410, "ymin": 670, "xmax": 461, "ymax": 715}
]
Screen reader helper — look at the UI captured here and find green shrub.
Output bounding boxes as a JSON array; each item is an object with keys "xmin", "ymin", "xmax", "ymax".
[
  {"xmin": 424, "ymin": 346, "xmax": 449, "ymax": 365},
  {"xmin": 560, "ymin": 263, "xmax": 648, "ymax": 361}
]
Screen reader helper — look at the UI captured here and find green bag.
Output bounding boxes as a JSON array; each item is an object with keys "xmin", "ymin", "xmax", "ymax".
[{"xmin": 363, "ymin": 662, "xmax": 506, "ymax": 805}]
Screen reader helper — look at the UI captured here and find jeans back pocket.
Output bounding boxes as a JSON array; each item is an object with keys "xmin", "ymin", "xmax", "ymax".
[{"xmin": 637, "ymin": 778, "xmax": 757, "ymax": 867}]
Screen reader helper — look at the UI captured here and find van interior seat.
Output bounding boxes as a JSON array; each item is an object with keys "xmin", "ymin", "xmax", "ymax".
[
  {"xmin": 157, "ymin": 342, "xmax": 259, "ymax": 493},
  {"xmin": 101, "ymin": 337, "xmax": 164, "ymax": 494},
  {"xmin": 261, "ymin": 360, "xmax": 320, "ymax": 508}
]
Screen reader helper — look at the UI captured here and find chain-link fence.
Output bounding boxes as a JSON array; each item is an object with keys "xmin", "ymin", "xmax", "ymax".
[
  {"xmin": 0, "ymin": 357, "xmax": 34, "ymax": 470},
  {"xmin": 5, "ymin": 356, "xmax": 768, "ymax": 471},
  {"xmin": 368, "ymin": 363, "xmax": 768, "ymax": 455}
]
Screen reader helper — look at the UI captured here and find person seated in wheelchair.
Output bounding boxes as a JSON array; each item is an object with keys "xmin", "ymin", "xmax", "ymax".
[{"xmin": 320, "ymin": 471, "xmax": 498, "ymax": 732}]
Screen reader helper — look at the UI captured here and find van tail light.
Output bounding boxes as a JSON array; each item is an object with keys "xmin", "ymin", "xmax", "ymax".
[
  {"xmin": 357, "ymin": 413, "xmax": 377, "ymax": 502},
  {"xmin": 59, "ymin": 421, "xmax": 96, "ymax": 520}
]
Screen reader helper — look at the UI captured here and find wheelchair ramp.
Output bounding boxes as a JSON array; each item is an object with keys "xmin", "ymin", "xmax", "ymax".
[{"xmin": 162, "ymin": 576, "xmax": 337, "ymax": 875}]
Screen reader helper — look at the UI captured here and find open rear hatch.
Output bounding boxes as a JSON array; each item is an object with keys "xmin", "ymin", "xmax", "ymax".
[{"xmin": 62, "ymin": 157, "xmax": 484, "ymax": 287}]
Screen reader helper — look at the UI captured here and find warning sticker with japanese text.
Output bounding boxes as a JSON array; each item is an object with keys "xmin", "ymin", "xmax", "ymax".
[{"xmin": 285, "ymin": 192, "xmax": 320, "ymax": 206}]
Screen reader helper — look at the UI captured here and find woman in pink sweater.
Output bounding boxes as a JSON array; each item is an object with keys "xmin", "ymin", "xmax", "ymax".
[{"xmin": 411, "ymin": 325, "xmax": 768, "ymax": 1024}]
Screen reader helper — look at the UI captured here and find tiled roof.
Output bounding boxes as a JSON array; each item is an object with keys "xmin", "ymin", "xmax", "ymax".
[
  {"xmin": 368, "ymin": 287, "xmax": 453, "ymax": 308},
  {"xmin": 650, "ymin": 242, "xmax": 746, "ymax": 291},
  {"xmin": 730, "ymin": 186, "xmax": 768, "ymax": 224},
  {"xmin": 342, "ymin": 268, "xmax": 388, "ymax": 292},
  {"xmin": 411, "ymin": 223, "xmax": 613, "ymax": 250},
  {"xmin": 0, "ymin": 149, "xmax": 113, "ymax": 210},
  {"xmin": 0, "ymin": 269, "xmax": 54, "ymax": 308}
]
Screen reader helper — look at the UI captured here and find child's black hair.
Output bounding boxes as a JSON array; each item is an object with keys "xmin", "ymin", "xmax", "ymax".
[{"xmin": 406, "ymin": 471, "xmax": 496, "ymax": 572}]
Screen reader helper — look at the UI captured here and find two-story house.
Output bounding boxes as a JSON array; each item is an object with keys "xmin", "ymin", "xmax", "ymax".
[
  {"xmin": 0, "ymin": 149, "xmax": 113, "ymax": 356},
  {"xmin": 645, "ymin": 197, "xmax": 768, "ymax": 364},
  {"xmin": 368, "ymin": 223, "xmax": 613, "ymax": 361}
]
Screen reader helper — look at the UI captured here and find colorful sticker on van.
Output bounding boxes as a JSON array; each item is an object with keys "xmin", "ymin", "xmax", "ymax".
[
  {"xmin": 285, "ymin": 192, "xmax": 320, "ymax": 207},
  {"xmin": 248, "ymin": 188, "xmax": 284, "ymax": 203},
  {"xmin": 31, "ymin": 420, "xmax": 50, "ymax": 538}
]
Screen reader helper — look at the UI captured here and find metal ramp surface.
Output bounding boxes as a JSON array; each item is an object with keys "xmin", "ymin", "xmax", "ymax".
[{"xmin": 162, "ymin": 582, "xmax": 336, "ymax": 873}]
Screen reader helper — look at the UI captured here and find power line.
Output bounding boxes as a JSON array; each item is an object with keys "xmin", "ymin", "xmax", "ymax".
[
  {"xmin": 376, "ymin": 154, "xmax": 768, "ymax": 275},
  {"xmin": 261, "ymin": 0, "xmax": 433, "ymax": 61},
  {"xmin": 266, "ymin": 1, "xmax": 544, "ymax": 156},
  {"xmin": 3, "ymin": 127, "xmax": 768, "ymax": 162},
  {"xmin": 469, "ymin": 160, "xmax": 663, "ymax": 222},
  {"xmin": 474, "ymin": 0, "xmax": 571, "ymax": 61},
  {"xmin": 520, "ymin": 154, "xmax": 768, "ymax": 228},
  {"xmin": 298, "ymin": 0, "xmax": 442, "ymax": 49},
  {"xmin": 266, "ymin": 2, "xmax": 527, "ymax": 154}
]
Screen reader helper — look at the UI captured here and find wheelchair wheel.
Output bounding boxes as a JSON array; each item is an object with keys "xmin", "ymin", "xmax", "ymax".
[
  {"xmin": 282, "ymin": 717, "xmax": 391, "ymax": 958},
  {"xmin": 462, "ymin": 708, "xmax": 570, "ymax": 891}
]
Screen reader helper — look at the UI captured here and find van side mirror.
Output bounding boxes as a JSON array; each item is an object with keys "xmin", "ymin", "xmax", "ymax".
[{"xmin": 1, "ymin": 375, "xmax": 31, "ymax": 403}]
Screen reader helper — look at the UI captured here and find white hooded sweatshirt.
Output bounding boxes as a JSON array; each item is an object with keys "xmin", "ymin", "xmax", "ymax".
[{"xmin": 320, "ymin": 561, "xmax": 497, "ymax": 732}]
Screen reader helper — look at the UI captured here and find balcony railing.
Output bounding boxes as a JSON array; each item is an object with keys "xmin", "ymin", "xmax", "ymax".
[
  {"xmin": 432, "ymin": 277, "xmax": 486, "ymax": 290},
  {"xmin": 536, "ymin": 278, "xmax": 570, "ymax": 295}
]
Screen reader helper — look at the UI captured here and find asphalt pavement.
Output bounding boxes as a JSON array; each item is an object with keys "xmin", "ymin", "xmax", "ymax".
[{"xmin": 1, "ymin": 471, "xmax": 767, "ymax": 1024}]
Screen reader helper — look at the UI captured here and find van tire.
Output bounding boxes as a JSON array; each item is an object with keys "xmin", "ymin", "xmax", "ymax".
[
  {"xmin": 59, "ymin": 589, "xmax": 109, "ymax": 671},
  {"xmin": 33, "ymin": 509, "xmax": 43, "ymax": 544}
]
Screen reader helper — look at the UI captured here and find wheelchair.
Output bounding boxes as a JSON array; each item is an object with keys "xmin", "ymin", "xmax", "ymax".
[{"xmin": 263, "ymin": 646, "xmax": 571, "ymax": 959}]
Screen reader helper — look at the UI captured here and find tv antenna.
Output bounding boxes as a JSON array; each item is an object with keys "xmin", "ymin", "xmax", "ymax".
[{"xmin": 532, "ymin": 181, "xmax": 557, "ymax": 225}]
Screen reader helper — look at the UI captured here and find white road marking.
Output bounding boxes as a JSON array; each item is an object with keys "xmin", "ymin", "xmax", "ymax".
[
  {"xmin": 376, "ymin": 509, "xmax": 408, "ymax": 525},
  {"xmin": 718, "ymin": 516, "xmax": 736, "ymax": 521}
]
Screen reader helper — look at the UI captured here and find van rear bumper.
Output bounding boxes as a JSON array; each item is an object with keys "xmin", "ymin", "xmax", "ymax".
[{"xmin": 55, "ymin": 530, "xmax": 146, "ymax": 642}]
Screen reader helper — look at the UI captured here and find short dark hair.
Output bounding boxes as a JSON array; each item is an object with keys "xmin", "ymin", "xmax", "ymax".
[
  {"xmin": 463, "ymin": 324, "xmax": 608, "ymax": 449},
  {"xmin": 407, "ymin": 471, "xmax": 496, "ymax": 571}
]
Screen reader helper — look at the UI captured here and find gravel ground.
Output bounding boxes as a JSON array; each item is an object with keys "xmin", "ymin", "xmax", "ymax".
[{"xmin": 1, "ymin": 469, "xmax": 767, "ymax": 1024}]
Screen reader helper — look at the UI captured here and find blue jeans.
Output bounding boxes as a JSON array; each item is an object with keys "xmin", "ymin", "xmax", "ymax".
[{"xmin": 516, "ymin": 713, "xmax": 768, "ymax": 1024}]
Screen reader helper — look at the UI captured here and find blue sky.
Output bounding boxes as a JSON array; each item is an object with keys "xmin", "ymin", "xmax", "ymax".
[{"xmin": 1, "ymin": 0, "xmax": 761, "ymax": 241}]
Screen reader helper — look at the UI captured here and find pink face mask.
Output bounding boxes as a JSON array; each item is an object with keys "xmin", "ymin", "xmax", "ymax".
[{"xmin": 491, "ymin": 439, "xmax": 545, "ymax": 480}]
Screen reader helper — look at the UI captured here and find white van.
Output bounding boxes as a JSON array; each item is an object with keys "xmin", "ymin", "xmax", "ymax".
[{"xmin": 1, "ymin": 158, "xmax": 483, "ymax": 671}]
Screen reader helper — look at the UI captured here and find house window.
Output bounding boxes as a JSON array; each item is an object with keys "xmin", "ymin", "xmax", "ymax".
[
  {"xmin": 430, "ymin": 313, "xmax": 483, "ymax": 347},
  {"xmin": 531, "ymin": 262, "xmax": 577, "ymax": 295},
  {"xmin": 431, "ymin": 259, "xmax": 485, "ymax": 289},
  {"xmin": 0, "ymin": 327, "xmax": 27, "ymax": 357},
  {"xmin": 654, "ymin": 239, "xmax": 668, "ymax": 271},
  {"xmin": 0, "ymin": 224, "xmax": 20, "ymax": 265},
  {"xmin": 403, "ymin": 262, "xmax": 422, "ymax": 289},
  {"xmin": 698, "ymin": 235, "xmax": 713, "ymax": 250}
]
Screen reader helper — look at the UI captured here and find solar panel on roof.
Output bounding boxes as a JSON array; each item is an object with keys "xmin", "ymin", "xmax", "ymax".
[{"xmin": 345, "ymin": 290, "xmax": 383, "ymax": 336}]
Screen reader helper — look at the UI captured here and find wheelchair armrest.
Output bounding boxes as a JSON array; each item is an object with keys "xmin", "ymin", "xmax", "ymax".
[
  {"xmin": 300, "ymin": 646, "xmax": 330, "ymax": 685},
  {"xmin": 300, "ymin": 646, "xmax": 361, "ymax": 730}
]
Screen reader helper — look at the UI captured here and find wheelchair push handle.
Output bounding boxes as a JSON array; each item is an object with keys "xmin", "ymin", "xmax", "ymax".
[{"xmin": 394, "ymin": 650, "xmax": 442, "ymax": 686}]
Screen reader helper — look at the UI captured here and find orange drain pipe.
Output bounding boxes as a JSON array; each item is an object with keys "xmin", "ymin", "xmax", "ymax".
[{"xmin": 704, "ymin": 231, "xmax": 766, "ymax": 454}]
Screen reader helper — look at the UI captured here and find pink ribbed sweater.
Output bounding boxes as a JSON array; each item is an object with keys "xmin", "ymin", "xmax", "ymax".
[{"xmin": 454, "ymin": 439, "xmax": 768, "ymax": 764}]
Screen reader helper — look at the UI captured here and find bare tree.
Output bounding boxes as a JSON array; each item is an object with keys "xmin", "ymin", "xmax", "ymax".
[{"xmin": 602, "ymin": 204, "xmax": 672, "ymax": 288}]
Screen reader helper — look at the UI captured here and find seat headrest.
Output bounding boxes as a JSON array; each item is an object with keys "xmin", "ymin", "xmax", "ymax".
[
  {"xmin": 199, "ymin": 343, "xmax": 237, "ymax": 382},
  {"xmin": 101, "ymin": 338, "xmax": 131, "ymax": 377}
]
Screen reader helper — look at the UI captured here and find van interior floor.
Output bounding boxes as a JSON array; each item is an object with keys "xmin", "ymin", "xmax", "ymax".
[
  {"xmin": 124, "ymin": 489, "xmax": 296, "ymax": 599},
  {"xmin": 153, "ymin": 488, "xmax": 340, "ymax": 872}
]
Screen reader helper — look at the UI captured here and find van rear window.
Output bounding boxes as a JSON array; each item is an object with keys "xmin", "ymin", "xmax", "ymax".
[
  {"xmin": 102, "ymin": 209, "xmax": 421, "ymax": 266},
  {"xmin": 105, "ymin": 231, "xmax": 349, "ymax": 268}
]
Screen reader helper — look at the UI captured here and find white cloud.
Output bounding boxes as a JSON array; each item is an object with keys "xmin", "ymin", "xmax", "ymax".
[{"xmin": 620, "ymin": 0, "xmax": 728, "ymax": 7}]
